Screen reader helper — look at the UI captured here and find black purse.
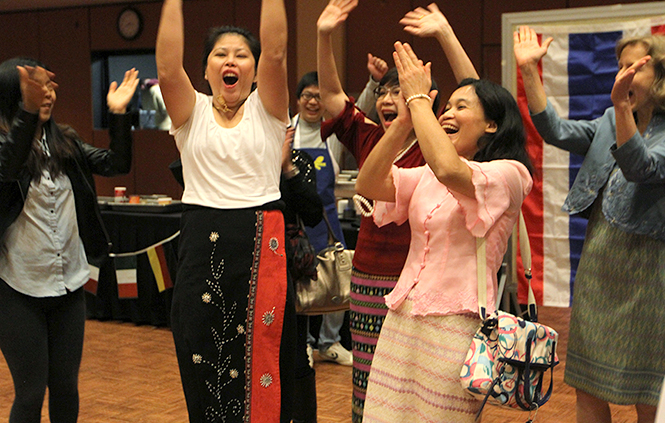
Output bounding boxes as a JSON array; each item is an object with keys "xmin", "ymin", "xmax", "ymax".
[{"xmin": 285, "ymin": 216, "xmax": 319, "ymax": 282}]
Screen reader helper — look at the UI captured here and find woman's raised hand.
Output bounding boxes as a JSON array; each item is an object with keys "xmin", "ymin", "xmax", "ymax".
[
  {"xmin": 400, "ymin": 3, "xmax": 449, "ymax": 39},
  {"xmin": 281, "ymin": 126, "xmax": 296, "ymax": 173},
  {"xmin": 393, "ymin": 42, "xmax": 435, "ymax": 106},
  {"xmin": 513, "ymin": 25, "xmax": 552, "ymax": 69},
  {"xmin": 611, "ymin": 54, "xmax": 651, "ymax": 109},
  {"xmin": 367, "ymin": 53, "xmax": 388, "ymax": 82},
  {"xmin": 107, "ymin": 68, "xmax": 139, "ymax": 114},
  {"xmin": 317, "ymin": 0, "xmax": 358, "ymax": 35},
  {"xmin": 16, "ymin": 65, "xmax": 57, "ymax": 114}
]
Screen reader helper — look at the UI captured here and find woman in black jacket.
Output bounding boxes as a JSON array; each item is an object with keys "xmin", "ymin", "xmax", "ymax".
[
  {"xmin": 0, "ymin": 57, "xmax": 137, "ymax": 423},
  {"xmin": 281, "ymin": 127, "xmax": 323, "ymax": 423}
]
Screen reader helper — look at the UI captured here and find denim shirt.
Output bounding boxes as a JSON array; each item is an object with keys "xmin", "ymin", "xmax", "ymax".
[{"xmin": 530, "ymin": 101, "xmax": 665, "ymax": 241}]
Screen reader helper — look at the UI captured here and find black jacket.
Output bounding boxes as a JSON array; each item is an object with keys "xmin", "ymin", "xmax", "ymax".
[
  {"xmin": 280, "ymin": 149, "xmax": 322, "ymax": 228},
  {"xmin": 0, "ymin": 108, "xmax": 133, "ymax": 267}
]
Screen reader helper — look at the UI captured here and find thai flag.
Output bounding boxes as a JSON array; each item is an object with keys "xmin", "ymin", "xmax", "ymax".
[{"xmin": 516, "ymin": 17, "xmax": 665, "ymax": 307}]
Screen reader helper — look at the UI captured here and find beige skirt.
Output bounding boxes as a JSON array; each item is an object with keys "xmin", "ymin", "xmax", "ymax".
[{"xmin": 363, "ymin": 294, "xmax": 482, "ymax": 423}]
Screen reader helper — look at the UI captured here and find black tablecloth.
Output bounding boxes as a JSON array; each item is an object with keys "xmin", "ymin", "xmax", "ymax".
[
  {"xmin": 86, "ymin": 210, "xmax": 180, "ymax": 326},
  {"xmin": 86, "ymin": 212, "xmax": 360, "ymax": 327}
]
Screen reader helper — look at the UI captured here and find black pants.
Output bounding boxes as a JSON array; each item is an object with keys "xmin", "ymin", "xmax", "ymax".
[{"xmin": 0, "ymin": 279, "xmax": 85, "ymax": 423}]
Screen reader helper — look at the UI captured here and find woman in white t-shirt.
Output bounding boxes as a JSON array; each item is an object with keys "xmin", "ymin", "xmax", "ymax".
[{"xmin": 156, "ymin": 1, "xmax": 292, "ymax": 422}]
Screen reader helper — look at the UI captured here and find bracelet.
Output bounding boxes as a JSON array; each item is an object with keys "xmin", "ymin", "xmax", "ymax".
[{"xmin": 405, "ymin": 93, "xmax": 430, "ymax": 107}]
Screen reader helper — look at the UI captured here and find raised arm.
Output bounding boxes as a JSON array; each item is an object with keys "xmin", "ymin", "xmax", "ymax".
[
  {"xmin": 257, "ymin": 0, "xmax": 289, "ymax": 123},
  {"xmin": 355, "ymin": 53, "xmax": 388, "ymax": 116},
  {"xmin": 400, "ymin": 3, "xmax": 478, "ymax": 82},
  {"xmin": 317, "ymin": 0, "xmax": 358, "ymax": 118},
  {"xmin": 611, "ymin": 54, "xmax": 652, "ymax": 146},
  {"xmin": 355, "ymin": 106, "xmax": 410, "ymax": 202},
  {"xmin": 394, "ymin": 42, "xmax": 475, "ymax": 198},
  {"xmin": 513, "ymin": 25, "xmax": 552, "ymax": 114},
  {"xmin": 156, "ymin": 0, "xmax": 196, "ymax": 129}
]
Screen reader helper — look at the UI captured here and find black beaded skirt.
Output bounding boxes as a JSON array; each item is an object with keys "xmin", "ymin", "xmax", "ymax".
[{"xmin": 171, "ymin": 204, "xmax": 295, "ymax": 422}]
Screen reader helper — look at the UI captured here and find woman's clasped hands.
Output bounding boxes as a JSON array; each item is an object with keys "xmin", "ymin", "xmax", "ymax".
[{"xmin": 392, "ymin": 42, "xmax": 437, "ymax": 112}]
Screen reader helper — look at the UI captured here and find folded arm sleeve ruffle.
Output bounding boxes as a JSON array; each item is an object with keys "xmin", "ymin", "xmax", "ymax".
[
  {"xmin": 373, "ymin": 165, "xmax": 424, "ymax": 227},
  {"xmin": 448, "ymin": 160, "xmax": 531, "ymax": 238}
]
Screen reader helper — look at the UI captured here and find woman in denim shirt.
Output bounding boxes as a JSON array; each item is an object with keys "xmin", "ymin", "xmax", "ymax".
[{"xmin": 515, "ymin": 27, "xmax": 665, "ymax": 423}]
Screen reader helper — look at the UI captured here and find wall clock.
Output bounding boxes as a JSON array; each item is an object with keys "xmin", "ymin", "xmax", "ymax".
[{"xmin": 117, "ymin": 7, "xmax": 143, "ymax": 41}]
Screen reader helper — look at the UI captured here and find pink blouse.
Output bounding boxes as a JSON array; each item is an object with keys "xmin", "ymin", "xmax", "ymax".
[{"xmin": 374, "ymin": 159, "xmax": 532, "ymax": 316}]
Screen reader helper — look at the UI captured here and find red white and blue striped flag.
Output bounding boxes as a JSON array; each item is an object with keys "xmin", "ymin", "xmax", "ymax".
[{"xmin": 516, "ymin": 16, "xmax": 665, "ymax": 307}]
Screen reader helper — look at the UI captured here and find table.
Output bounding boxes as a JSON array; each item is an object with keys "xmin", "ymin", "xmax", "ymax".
[
  {"xmin": 86, "ymin": 210, "xmax": 360, "ymax": 327},
  {"xmin": 86, "ymin": 210, "xmax": 180, "ymax": 326}
]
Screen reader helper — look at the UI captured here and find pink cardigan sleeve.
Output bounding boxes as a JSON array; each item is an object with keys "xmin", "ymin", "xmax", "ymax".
[
  {"xmin": 449, "ymin": 159, "xmax": 533, "ymax": 237},
  {"xmin": 373, "ymin": 165, "xmax": 425, "ymax": 227}
]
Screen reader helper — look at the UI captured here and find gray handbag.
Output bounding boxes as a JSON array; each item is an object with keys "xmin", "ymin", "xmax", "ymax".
[{"xmin": 295, "ymin": 211, "xmax": 353, "ymax": 315}]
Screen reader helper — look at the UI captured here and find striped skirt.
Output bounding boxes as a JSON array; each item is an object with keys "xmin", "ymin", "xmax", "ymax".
[
  {"xmin": 363, "ymin": 294, "xmax": 482, "ymax": 423},
  {"xmin": 349, "ymin": 269, "xmax": 399, "ymax": 423},
  {"xmin": 564, "ymin": 201, "xmax": 665, "ymax": 406}
]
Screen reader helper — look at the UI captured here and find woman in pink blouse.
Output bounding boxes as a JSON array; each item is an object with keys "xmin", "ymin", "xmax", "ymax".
[{"xmin": 355, "ymin": 42, "xmax": 533, "ymax": 422}]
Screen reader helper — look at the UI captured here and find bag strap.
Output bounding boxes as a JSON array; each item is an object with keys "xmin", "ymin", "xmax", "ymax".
[
  {"xmin": 476, "ymin": 237, "xmax": 488, "ymax": 320},
  {"xmin": 476, "ymin": 212, "xmax": 537, "ymax": 321},
  {"xmin": 519, "ymin": 212, "xmax": 538, "ymax": 322},
  {"xmin": 321, "ymin": 208, "xmax": 342, "ymax": 247}
]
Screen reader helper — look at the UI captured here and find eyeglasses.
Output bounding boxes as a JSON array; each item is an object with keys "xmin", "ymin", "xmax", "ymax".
[
  {"xmin": 373, "ymin": 85, "xmax": 401, "ymax": 99},
  {"xmin": 300, "ymin": 92, "xmax": 321, "ymax": 102}
]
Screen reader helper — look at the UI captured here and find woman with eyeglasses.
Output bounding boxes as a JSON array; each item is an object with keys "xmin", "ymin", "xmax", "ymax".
[
  {"xmin": 316, "ymin": 1, "xmax": 477, "ymax": 420},
  {"xmin": 289, "ymin": 71, "xmax": 352, "ymax": 423}
]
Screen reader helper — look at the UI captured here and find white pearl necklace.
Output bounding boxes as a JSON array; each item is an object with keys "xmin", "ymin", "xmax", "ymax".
[{"xmin": 353, "ymin": 139, "xmax": 418, "ymax": 218}]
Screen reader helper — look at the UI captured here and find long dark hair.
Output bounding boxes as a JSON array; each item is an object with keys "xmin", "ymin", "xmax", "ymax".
[
  {"xmin": 458, "ymin": 78, "xmax": 533, "ymax": 174},
  {"xmin": 202, "ymin": 26, "xmax": 261, "ymax": 92},
  {"xmin": 0, "ymin": 57, "xmax": 76, "ymax": 180}
]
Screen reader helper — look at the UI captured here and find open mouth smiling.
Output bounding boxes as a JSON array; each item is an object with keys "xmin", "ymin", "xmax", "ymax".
[
  {"xmin": 382, "ymin": 111, "xmax": 397, "ymax": 123},
  {"xmin": 222, "ymin": 71, "xmax": 239, "ymax": 87},
  {"xmin": 441, "ymin": 123, "xmax": 459, "ymax": 135}
]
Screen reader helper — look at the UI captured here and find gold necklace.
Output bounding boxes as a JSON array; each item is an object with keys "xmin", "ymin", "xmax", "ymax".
[{"xmin": 213, "ymin": 94, "xmax": 231, "ymax": 113}]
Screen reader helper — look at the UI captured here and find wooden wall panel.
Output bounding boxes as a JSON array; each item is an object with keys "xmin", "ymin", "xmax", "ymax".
[
  {"xmin": 293, "ymin": 0, "xmax": 345, "ymax": 116},
  {"xmin": 345, "ymin": 0, "xmax": 413, "ymax": 96},
  {"xmin": 92, "ymin": 129, "xmax": 136, "ymax": 197},
  {"xmin": 482, "ymin": 45, "xmax": 502, "ymax": 85},
  {"xmin": 0, "ymin": 12, "xmax": 39, "ymax": 63},
  {"xmin": 295, "ymin": 0, "xmax": 326, "ymax": 80},
  {"xmin": 410, "ymin": 0, "xmax": 483, "ymax": 107},
  {"xmin": 38, "ymin": 7, "xmax": 93, "ymax": 144},
  {"xmin": 133, "ymin": 130, "xmax": 182, "ymax": 197},
  {"xmin": 570, "ymin": 0, "xmax": 657, "ymax": 6},
  {"xmin": 286, "ymin": 0, "xmax": 299, "ymax": 114},
  {"xmin": 233, "ymin": 0, "xmax": 261, "ymax": 38},
  {"xmin": 182, "ymin": 0, "xmax": 235, "ymax": 94},
  {"xmin": 89, "ymin": 2, "xmax": 163, "ymax": 51},
  {"xmin": 482, "ymin": 0, "xmax": 567, "ymax": 45}
]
